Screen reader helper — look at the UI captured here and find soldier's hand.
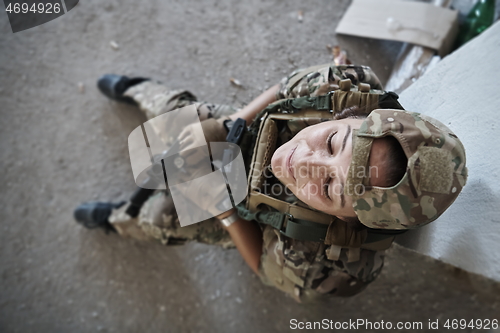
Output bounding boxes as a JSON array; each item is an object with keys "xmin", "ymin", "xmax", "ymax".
[
  {"xmin": 178, "ymin": 117, "xmax": 229, "ymax": 166},
  {"xmin": 178, "ymin": 122, "xmax": 207, "ymax": 166}
]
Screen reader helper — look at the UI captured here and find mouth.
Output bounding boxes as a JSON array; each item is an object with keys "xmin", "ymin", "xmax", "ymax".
[{"xmin": 286, "ymin": 145, "xmax": 297, "ymax": 181}]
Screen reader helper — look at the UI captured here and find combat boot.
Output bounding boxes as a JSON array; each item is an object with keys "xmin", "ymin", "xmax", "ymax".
[
  {"xmin": 97, "ymin": 74, "xmax": 149, "ymax": 105},
  {"xmin": 73, "ymin": 201, "xmax": 125, "ymax": 233}
]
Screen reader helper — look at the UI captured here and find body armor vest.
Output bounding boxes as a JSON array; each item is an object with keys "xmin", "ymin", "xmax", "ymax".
[{"xmin": 236, "ymin": 79, "xmax": 407, "ymax": 261}]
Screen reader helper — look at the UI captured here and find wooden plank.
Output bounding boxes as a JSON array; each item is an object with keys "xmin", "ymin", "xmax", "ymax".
[{"xmin": 336, "ymin": 0, "xmax": 459, "ymax": 56}]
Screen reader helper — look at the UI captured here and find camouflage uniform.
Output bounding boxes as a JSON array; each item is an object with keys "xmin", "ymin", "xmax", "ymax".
[
  {"xmin": 276, "ymin": 64, "xmax": 383, "ymax": 99},
  {"xmin": 109, "ymin": 64, "xmax": 388, "ymax": 302}
]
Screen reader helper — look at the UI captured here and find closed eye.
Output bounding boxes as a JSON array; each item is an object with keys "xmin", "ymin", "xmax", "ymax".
[{"xmin": 326, "ymin": 131, "xmax": 337, "ymax": 155}]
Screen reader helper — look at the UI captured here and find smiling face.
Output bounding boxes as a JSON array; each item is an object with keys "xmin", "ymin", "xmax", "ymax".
[{"xmin": 270, "ymin": 119, "xmax": 391, "ymax": 218}]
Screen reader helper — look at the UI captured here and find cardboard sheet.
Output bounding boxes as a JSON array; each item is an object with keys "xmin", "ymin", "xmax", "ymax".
[{"xmin": 336, "ymin": 0, "xmax": 459, "ymax": 56}]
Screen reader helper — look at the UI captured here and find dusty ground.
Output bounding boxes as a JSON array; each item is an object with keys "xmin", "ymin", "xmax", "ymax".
[{"xmin": 1, "ymin": 0, "xmax": 499, "ymax": 332}]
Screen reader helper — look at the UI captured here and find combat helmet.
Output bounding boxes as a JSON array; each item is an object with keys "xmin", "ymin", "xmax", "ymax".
[{"xmin": 347, "ymin": 109, "xmax": 468, "ymax": 230}]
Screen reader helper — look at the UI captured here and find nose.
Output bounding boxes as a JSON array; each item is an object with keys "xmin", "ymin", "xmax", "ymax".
[{"xmin": 295, "ymin": 152, "xmax": 332, "ymax": 180}]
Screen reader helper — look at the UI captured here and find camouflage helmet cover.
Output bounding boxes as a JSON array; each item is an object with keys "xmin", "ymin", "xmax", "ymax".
[{"xmin": 346, "ymin": 109, "xmax": 468, "ymax": 230}]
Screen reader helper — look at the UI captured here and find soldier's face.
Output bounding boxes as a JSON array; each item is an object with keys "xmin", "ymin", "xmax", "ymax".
[{"xmin": 270, "ymin": 119, "xmax": 390, "ymax": 218}]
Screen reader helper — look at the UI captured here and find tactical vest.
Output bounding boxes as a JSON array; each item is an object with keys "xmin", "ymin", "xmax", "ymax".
[{"xmin": 236, "ymin": 78, "xmax": 407, "ymax": 262}]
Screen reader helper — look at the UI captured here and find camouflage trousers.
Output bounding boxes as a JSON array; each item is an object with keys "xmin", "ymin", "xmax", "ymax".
[{"xmin": 108, "ymin": 80, "xmax": 237, "ymax": 248}]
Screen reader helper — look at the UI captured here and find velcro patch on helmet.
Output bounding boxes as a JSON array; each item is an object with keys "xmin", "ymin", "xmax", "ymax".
[
  {"xmin": 346, "ymin": 133, "xmax": 373, "ymax": 198},
  {"xmin": 418, "ymin": 146, "xmax": 453, "ymax": 194}
]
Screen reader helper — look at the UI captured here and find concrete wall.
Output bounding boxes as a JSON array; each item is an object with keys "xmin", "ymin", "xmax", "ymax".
[{"xmin": 396, "ymin": 21, "xmax": 500, "ymax": 282}]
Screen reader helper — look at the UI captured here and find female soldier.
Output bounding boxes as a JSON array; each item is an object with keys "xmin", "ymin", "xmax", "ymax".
[{"xmin": 74, "ymin": 64, "xmax": 467, "ymax": 302}]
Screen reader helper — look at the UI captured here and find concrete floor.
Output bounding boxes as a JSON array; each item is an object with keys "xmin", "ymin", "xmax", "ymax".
[{"xmin": 1, "ymin": 0, "xmax": 499, "ymax": 332}]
